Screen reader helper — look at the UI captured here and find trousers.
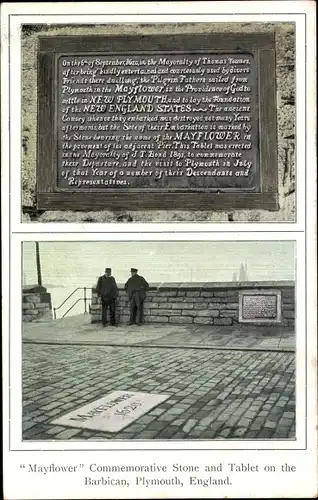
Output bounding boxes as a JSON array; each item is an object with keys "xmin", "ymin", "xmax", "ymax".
[
  {"xmin": 129, "ymin": 291, "xmax": 144, "ymax": 325},
  {"xmin": 101, "ymin": 299, "xmax": 116, "ymax": 326}
]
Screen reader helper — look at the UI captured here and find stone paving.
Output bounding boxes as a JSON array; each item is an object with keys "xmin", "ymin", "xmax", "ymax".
[
  {"xmin": 22, "ymin": 342, "xmax": 295, "ymax": 441},
  {"xmin": 23, "ymin": 315, "xmax": 295, "ymax": 351}
]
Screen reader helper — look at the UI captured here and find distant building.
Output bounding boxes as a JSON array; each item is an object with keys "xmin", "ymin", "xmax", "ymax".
[
  {"xmin": 238, "ymin": 263, "xmax": 249, "ymax": 281},
  {"xmin": 239, "ymin": 263, "xmax": 246, "ymax": 281}
]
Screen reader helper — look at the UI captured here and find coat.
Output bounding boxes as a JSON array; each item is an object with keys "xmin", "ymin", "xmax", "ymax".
[
  {"xmin": 96, "ymin": 275, "xmax": 118, "ymax": 301},
  {"xmin": 124, "ymin": 275, "xmax": 149, "ymax": 301}
]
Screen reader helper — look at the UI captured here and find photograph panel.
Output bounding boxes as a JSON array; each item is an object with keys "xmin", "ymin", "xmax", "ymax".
[
  {"xmin": 21, "ymin": 21, "xmax": 295, "ymax": 222},
  {"xmin": 22, "ymin": 240, "xmax": 295, "ymax": 441}
]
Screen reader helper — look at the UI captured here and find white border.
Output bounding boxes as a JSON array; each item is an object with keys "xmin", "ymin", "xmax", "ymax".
[
  {"xmin": 1, "ymin": 1, "xmax": 317, "ymax": 499},
  {"xmin": 10, "ymin": 231, "xmax": 304, "ymax": 451}
]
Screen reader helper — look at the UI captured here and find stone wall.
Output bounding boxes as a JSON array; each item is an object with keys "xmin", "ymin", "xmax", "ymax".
[
  {"xmin": 22, "ymin": 22, "xmax": 295, "ymax": 222},
  {"xmin": 22, "ymin": 285, "xmax": 52, "ymax": 322},
  {"xmin": 91, "ymin": 282, "xmax": 295, "ymax": 327}
]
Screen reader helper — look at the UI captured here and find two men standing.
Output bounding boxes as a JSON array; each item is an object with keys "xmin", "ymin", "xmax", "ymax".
[{"xmin": 96, "ymin": 267, "xmax": 149, "ymax": 326}]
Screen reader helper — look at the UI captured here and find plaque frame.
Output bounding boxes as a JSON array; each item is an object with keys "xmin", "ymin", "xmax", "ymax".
[
  {"xmin": 238, "ymin": 289, "xmax": 282, "ymax": 324},
  {"xmin": 37, "ymin": 34, "xmax": 279, "ymax": 211}
]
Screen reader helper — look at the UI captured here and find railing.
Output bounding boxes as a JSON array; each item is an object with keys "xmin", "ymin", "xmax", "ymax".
[{"xmin": 53, "ymin": 287, "xmax": 91, "ymax": 319}]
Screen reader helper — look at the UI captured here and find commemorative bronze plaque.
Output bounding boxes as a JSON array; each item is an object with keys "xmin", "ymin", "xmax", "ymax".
[
  {"xmin": 239, "ymin": 290, "xmax": 282, "ymax": 324},
  {"xmin": 37, "ymin": 34, "xmax": 278, "ymax": 210}
]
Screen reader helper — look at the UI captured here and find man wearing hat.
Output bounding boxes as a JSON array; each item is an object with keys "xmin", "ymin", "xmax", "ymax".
[
  {"xmin": 124, "ymin": 268, "xmax": 149, "ymax": 326},
  {"xmin": 96, "ymin": 268, "xmax": 118, "ymax": 327}
]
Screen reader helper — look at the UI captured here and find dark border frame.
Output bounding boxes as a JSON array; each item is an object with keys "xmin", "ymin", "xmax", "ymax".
[{"xmin": 37, "ymin": 33, "xmax": 278, "ymax": 211}]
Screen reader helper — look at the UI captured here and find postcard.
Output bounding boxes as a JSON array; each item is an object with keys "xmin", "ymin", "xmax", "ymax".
[{"xmin": 1, "ymin": 1, "xmax": 317, "ymax": 499}]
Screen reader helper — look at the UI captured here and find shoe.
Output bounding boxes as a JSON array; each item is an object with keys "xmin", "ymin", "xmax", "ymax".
[
  {"xmin": 127, "ymin": 322, "xmax": 134, "ymax": 326},
  {"xmin": 136, "ymin": 323, "xmax": 142, "ymax": 326}
]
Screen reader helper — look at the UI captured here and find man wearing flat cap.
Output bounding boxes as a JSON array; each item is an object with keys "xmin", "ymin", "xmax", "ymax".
[
  {"xmin": 125, "ymin": 268, "xmax": 149, "ymax": 326},
  {"xmin": 96, "ymin": 268, "xmax": 118, "ymax": 327}
]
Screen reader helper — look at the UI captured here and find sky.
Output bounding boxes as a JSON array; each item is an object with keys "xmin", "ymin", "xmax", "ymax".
[{"xmin": 23, "ymin": 241, "xmax": 295, "ymax": 286}]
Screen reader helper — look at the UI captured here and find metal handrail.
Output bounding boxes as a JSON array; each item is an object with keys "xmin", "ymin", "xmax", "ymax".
[
  {"xmin": 53, "ymin": 287, "xmax": 91, "ymax": 319},
  {"xmin": 61, "ymin": 297, "xmax": 91, "ymax": 319}
]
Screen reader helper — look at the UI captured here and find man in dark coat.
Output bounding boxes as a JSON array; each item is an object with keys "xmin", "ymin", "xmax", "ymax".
[
  {"xmin": 96, "ymin": 268, "xmax": 118, "ymax": 327},
  {"xmin": 125, "ymin": 268, "xmax": 149, "ymax": 326}
]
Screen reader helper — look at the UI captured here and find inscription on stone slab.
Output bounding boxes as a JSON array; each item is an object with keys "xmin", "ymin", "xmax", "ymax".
[
  {"xmin": 58, "ymin": 53, "xmax": 259, "ymax": 191},
  {"xmin": 52, "ymin": 391, "xmax": 170, "ymax": 433}
]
